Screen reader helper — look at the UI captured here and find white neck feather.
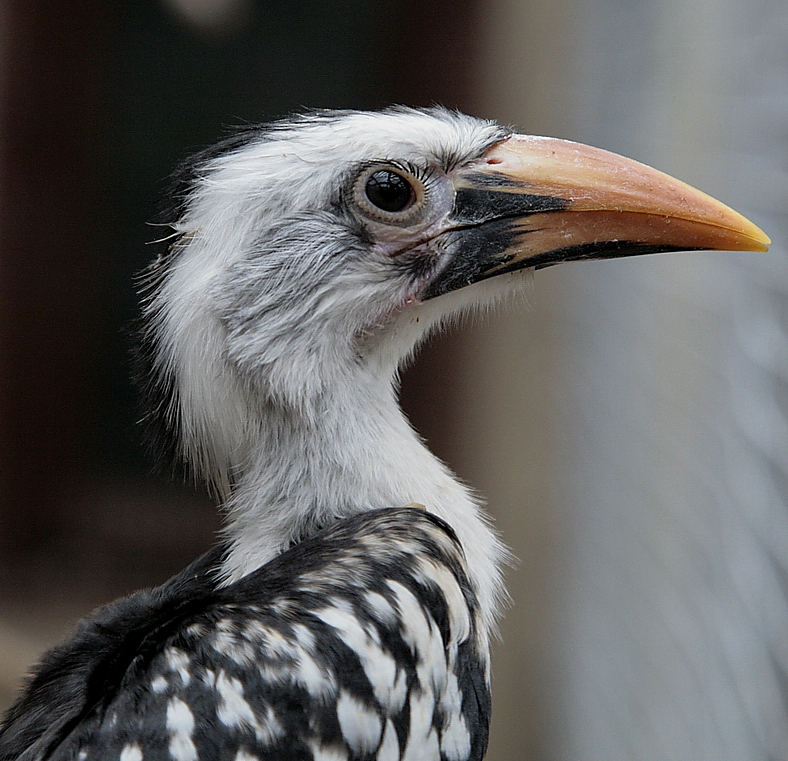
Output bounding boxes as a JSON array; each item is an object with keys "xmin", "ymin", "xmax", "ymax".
[
  {"xmin": 219, "ymin": 359, "xmax": 506, "ymax": 638},
  {"xmin": 145, "ymin": 246, "xmax": 522, "ymax": 637}
]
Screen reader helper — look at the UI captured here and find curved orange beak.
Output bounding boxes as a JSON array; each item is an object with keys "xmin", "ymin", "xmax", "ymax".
[{"xmin": 425, "ymin": 134, "xmax": 770, "ymax": 297}]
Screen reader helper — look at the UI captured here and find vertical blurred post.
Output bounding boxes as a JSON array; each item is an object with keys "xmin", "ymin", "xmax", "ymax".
[
  {"xmin": 555, "ymin": 1, "xmax": 788, "ymax": 759},
  {"xmin": 466, "ymin": 0, "xmax": 787, "ymax": 759}
]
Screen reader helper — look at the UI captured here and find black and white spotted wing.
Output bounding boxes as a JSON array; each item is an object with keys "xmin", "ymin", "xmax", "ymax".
[{"xmin": 0, "ymin": 509, "xmax": 490, "ymax": 761}]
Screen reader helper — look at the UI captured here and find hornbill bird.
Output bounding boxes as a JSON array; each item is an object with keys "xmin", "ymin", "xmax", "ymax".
[{"xmin": 0, "ymin": 107, "xmax": 769, "ymax": 761}]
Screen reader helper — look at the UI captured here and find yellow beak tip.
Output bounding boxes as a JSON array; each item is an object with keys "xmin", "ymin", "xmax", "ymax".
[{"xmin": 744, "ymin": 225, "xmax": 771, "ymax": 251}]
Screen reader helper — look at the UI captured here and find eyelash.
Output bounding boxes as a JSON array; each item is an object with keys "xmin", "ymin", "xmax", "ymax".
[{"xmin": 388, "ymin": 161, "xmax": 437, "ymax": 191}]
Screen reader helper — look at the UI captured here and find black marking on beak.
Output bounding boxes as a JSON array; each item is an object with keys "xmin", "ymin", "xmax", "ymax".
[
  {"xmin": 422, "ymin": 219, "xmax": 525, "ymax": 299},
  {"xmin": 451, "ymin": 186, "xmax": 568, "ymax": 225},
  {"xmin": 421, "ymin": 187, "xmax": 570, "ymax": 299},
  {"xmin": 501, "ymin": 241, "xmax": 698, "ymax": 273}
]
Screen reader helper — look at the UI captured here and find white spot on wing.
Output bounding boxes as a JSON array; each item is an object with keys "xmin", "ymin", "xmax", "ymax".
[
  {"xmin": 119, "ymin": 742, "xmax": 143, "ymax": 761},
  {"xmin": 415, "ymin": 557, "xmax": 471, "ymax": 644},
  {"xmin": 167, "ymin": 697, "xmax": 197, "ymax": 761},
  {"xmin": 402, "ymin": 689, "xmax": 439, "ymax": 761},
  {"xmin": 390, "ymin": 668, "xmax": 408, "ymax": 714},
  {"xmin": 385, "ymin": 580, "xmax": 432, "ymax": 653},
  {"xmin": 211, "ymin": 627, "xmax": 257, "ymax": 665},
  {"xmin": 336, "ymin": 690, "xmax": 382, "ymax": 755},
  {"xmin": 363, "ymin": 590, "xmax": 397, "ymax": 624},
  {"xmin": 314, "ymin": 605, "xmax": 403, "ymax": 711},
  {"xmin": 234, "ymin": 750, "xmax": 261, "ymax": 761},
  {"xmin": 306, "ymin": 740, "xmax": 349, "ymax": 761},
  {"xmin": 185, "ymin": 622, "xmax": 206, "ymax": 638},
  {"xmin": 165, "ymin": 647, "xmax": 192, "ymax": 687},
  {"xmin": 295, "ymin": 648, "xmax": 336, "ymax": 697},
  {"xmin": 440, "ymin": 710, "xmax": 471, "ymax": 761},
  {"xmin": 216, "ymin": 670, "xmax": 282, "ymax": 744},
  {"xmin": 258, "ymin": 626, "xmax": 293, "ymax": 659},
  {"xmin": 151, "ymin": 675, "xmax": 168, "ymax": 693},
  {"xmin": 387, "ymin": 579, "xmax": 448, "ymax": 695},
  {"xmin": 377, "ymin": 719, "xmax": 400, "ymax": 761}
]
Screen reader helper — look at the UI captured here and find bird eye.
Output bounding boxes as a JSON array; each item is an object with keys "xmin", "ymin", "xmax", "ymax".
[{"xmin": 364, "ymin": 170, "xmax": 415, "ymax": 213}]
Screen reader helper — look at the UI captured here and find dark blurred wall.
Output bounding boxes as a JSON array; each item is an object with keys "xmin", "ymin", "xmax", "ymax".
[{"xmin": 0, "ymin": 0, "xmax": 106, "ymax": 563}]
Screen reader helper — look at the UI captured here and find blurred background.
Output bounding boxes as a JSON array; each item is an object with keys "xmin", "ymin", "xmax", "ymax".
[{"xmin": 1, "ymin": 0, "xmax": 786, "ymax": 758}]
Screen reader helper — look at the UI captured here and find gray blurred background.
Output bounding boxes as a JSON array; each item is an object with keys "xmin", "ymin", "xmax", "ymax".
[{"xmin": 1, "ymin": 1, "xmax": 786, "ymax": 759}]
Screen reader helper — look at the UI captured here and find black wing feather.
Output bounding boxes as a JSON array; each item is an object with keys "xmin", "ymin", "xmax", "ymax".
[
  {"xmin": 0, "ymin": 548, "xmax": 224, "ymax": 761},
  {"xmin": 1, "ymin": 509, "xmax": 489, "ymax": 761}
]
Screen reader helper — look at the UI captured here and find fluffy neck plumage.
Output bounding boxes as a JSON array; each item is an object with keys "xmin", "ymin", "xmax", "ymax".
[
  {"xmin": 142, "ymin": 245, "xmax": 521, "ymax": 638},
  {"xmin": 218, "ymin": 358, "xmax": 506, "ymax": 638}
]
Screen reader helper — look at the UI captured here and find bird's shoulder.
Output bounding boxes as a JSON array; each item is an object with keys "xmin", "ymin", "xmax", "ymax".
[
  {"xmin": 1, "ymin": 507, "xmax": 490, "ymax": 761},
  {"xmin": 0, "ymin": 546, "xmax": 224, "ymax": 761}
]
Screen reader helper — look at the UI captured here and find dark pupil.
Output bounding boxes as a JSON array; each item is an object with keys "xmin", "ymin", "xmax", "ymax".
[{"xmin": 364, "ymin": 170, "xmax": 414, "ymax": 212}]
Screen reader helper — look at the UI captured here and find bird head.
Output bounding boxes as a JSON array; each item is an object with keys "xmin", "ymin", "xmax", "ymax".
[{"xmin": 138, "ymin": 106, "xmax": 769, "ymax": 497}]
